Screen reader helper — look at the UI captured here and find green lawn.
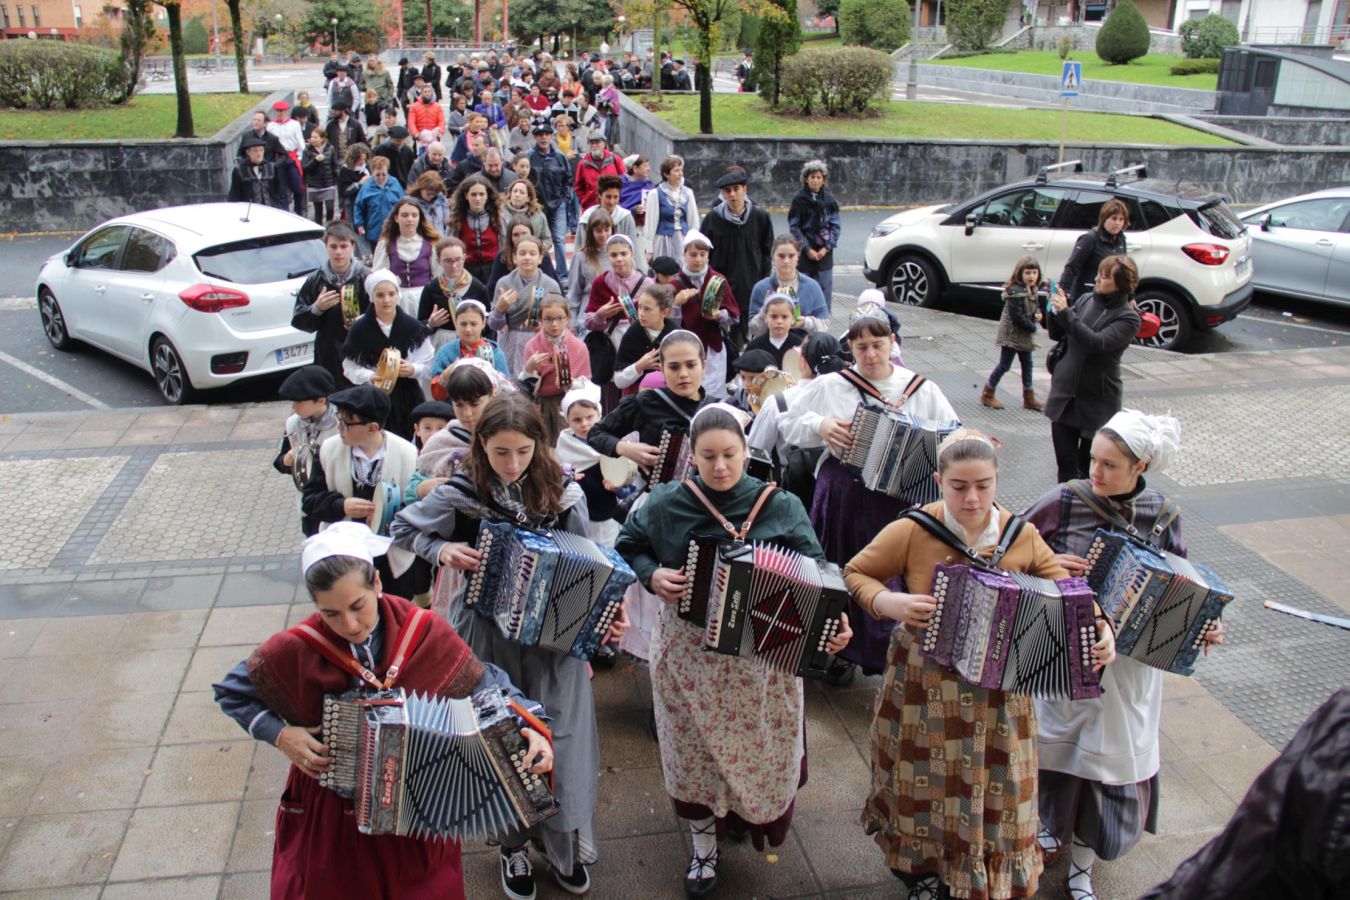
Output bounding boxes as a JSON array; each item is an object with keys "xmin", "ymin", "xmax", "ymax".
[
  {"xmin": 928, "ymin": 50, "xmax": 1218, "ymax": 89},
  {"xmin": 649, "ymin": 93, "xmax": 1233, "ymax": 145},
  {"xmin": 0, "ymin": 93, "xmax": 262, "ymax": 141}
]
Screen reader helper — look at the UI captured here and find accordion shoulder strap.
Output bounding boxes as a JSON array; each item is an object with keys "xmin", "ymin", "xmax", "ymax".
[
  {"xmin": 1065, "ymin": 479, "xmax": 1178, "ymax": 547},
  {"xmin": 839, "ymin": 368, "xmax": 925, "ymax": 410},
  {"xmin": 650, "ymin": 388, "xmax": 695, "ymax": 424},
  {"xmin": 900, "ymin": 508, "xmax": 1026, "ymax": 569},
  {"xmin": 682, "ymin": 479, "xmax": 778, "ymax": 541},
  {"xmin": 291, "ymin": 607, "xmax": 431, "ymax": 691}
]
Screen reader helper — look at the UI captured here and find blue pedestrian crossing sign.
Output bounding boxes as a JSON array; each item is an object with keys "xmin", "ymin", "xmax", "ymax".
[{"xmin": 1061, "ymin": 61, "xmax": 1082, "ymax": 97}]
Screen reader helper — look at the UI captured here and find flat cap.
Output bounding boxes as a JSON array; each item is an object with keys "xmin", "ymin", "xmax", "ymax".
[
  {"xmin": 732, "ymin": 349, "xmax": 777, "ymax": 374},
  {"xmin": 278, "ymin": 365, "xmax": 336, "ymax": 400},
  {"xmin": 388, "ymin": 125, "xmax": 410, "ymax": 139},
  {"xmin": 649, "ymin": 255, "xmax": 680, "ymax": 277},
  {"xmin": 329, "ymin": 384, "xmax": 390, "ymax": 426},
  {"xmin": 715, "ymin": 169, "xmax": 749, "ymax": 188},
  {"xmin": 410, "ymin": 400, "xmax": 455, "ymax": 423}
]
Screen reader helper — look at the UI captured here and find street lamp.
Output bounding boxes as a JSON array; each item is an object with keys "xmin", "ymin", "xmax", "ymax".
[
  {"xmin": 616, "ymin": 15, "xmax": 625, "ymax": 53},
  {"xmin": 331, "ymin": 17, "xmax": 339, "ymax": 54},
  {"xmin": 274, "ymin": 13, "xmax": 283, "ymax": 56}
]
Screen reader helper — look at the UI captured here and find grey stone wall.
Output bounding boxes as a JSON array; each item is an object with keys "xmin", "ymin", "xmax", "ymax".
[
  {"xmin": 616, "ymin": 91, "xmax": 1350, "ymax": 208},
  {"xmin": 1198, "ymin": 115, "xmax": 1350, "ymax": 146},
  {"xmin": 0, "ymin": 90, "xmax": 292, "ymax": 233}
]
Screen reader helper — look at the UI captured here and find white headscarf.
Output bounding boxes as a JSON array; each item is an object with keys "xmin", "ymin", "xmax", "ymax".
[
  {"xmin": 561, "ymin": 376, "xmax": 602, "ymax": 416},
  {"xmin": 364, "ymin": 267, "xmax": 400, "ymax": 296},
  {"xmin": 301, "ymin": 521, "xmax": 391, "ymax": 574},
  {"xmin": 1103, "ymin": 408, "xmax": 1181, "ymax": 473}
]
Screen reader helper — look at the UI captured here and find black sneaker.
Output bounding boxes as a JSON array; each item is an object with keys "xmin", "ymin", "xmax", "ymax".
[
  {"xmin": 500, "ymin": 846, "xmax": 535, "ymax": 900},
  {"xmin": 591, "ymin": 643, "xmax": 618, "ymax": 670},
  {"xmin": 553, "ymin": 861, "xmax": 591, "ymax": 895},
  {"xmin": 684, "ymin": 847, "xmax": 718, "ymax": 898}
]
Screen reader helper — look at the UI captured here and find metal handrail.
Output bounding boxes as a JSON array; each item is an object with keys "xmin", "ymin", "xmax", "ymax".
[{"xmin": 1243, "ymin": 24, "xmax": 1350, "ymax": 44}]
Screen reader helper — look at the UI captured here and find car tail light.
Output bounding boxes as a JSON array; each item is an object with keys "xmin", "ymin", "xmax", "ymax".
[
  {"xmin": 211, "ymin": 352, "xmax": 249, "ymax": 374},
  {"xmin": 1205, "ymin": 314, "xmax": 1227, "ymax": 326},
  {"xmin": 179, "ymin": 283, "xmax": 250, "ymax": 312},
  {"xmin": 1181, "ymin": 243, "xmax": 1230, "ymax": 266}
]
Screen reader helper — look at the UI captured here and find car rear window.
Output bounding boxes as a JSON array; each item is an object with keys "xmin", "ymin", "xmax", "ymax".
[
  {"xmin": 1188, "ymin": 201, "xmax": 1245, "ymax": 240},
  {"xmin": 194, "ymin": 232, "xmax": 327, "ymax": 285}
]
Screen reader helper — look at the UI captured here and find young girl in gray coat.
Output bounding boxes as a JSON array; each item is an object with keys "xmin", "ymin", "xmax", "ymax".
[{"xmin": 981, "ymin": 255, "xmax": 1046, "ymax": 411}]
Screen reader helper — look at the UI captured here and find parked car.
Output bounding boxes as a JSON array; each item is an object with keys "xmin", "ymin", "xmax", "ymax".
[
  {"xmin": 1238, "ymin": 188, "xmax": 1350, "ymax": 307},
  {"xmin": 36, "ymin": 204, "xmax": 327, "ymax": 404},
  {"xmin": 862, "ymin": 163, "xmax": 1254, "ymax": 351}
]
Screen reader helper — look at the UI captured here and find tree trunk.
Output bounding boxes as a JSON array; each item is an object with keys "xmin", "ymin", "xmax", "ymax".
[
  {"xmin": 424, "ymin": 0, "xmax": 433, "ymax": 43},
  {"xmin": 226, "ymin": 0, "xmax": 248, "ymax": 93},
  {"xmin": 165, "ymin": 3, "xmax": 195, "ymax": 137},
  {"xmin": 697, "ymin": 26, "xmax": 714, "ymax": 134},
  {"xmin": 652, "ymin": 5, "xmax": 663, "ymax": 103}
]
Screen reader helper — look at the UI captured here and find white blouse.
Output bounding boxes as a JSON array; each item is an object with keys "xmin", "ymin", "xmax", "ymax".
[{"xmin": 778, "ymin": 365, "xmax": 959, "ymax": 452}]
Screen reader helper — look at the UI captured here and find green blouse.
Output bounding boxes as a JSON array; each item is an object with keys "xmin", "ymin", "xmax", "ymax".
[{"xmin": 615, "ymin": 474, "xmax": 825, "ymax": 591}]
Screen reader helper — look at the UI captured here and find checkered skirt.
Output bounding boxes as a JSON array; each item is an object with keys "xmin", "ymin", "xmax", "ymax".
[{"xmin": 861, "ymin": 628, "xmax": 1043, "ymax": 899}]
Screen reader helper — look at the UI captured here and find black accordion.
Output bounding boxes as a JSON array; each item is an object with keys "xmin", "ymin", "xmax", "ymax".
[
  {"xmin": 648, "ymin": 428, "xmax": 693, "ymax": 487},
  {"xmin": 319, "ymin": 686, "xmax": 559, "ymax": 841},
  {"xmin": 1084, "ymin": 529, "xmax": 1231, "ymax": 676},
  {"xmin": 839, "ymin": 404, "xmax": 961, "ymax": 503},
  {"xmin": 920, "ymin": 563, "xmax": 1103, "ymax": 700},
  {"xmin": 680, "ymin": 535, "xmax": 848, "ymax": 679},
  {"xmin": 463, "ymin": 521, "xmax": 636, "ymax": 660}
]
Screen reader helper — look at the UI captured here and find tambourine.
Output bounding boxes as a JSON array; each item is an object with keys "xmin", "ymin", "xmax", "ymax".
[
  {"xmin": 339, "ymin": 283, "xmax": 361, "ymax": 330},
  {"xmin": 701, "ymin": 275, "xmax": 727, "ymax": 317},
  {"xmin": 747, "ymin": 367, "xmax": 797, "ymax": 415},
  {"xmin": 290, "ymin": 440, "xmax": 315, "ymax": 491},
  {"xmin": 367, "ymin": 481, "xmax": 403, "ymax": 537},
  {"xmin": 598, "ymin": 455, "xmax": 638, "ymax": 488},
  {"xmin": 780, "ymin": 346, "xmax": 804, "ymax": 379},
  {"xmin": 372, "ymin": 348, "xmax": 401, "ymax": 394}
]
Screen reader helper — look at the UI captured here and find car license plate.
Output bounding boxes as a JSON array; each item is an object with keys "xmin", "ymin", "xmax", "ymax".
[
  {"xmin": 1234, "ymin": 256, "xmax": 1250, "ymax": 278},
  {"xmin": 275, "ymin": 342, "xmax": 312, "ymax": 364}
]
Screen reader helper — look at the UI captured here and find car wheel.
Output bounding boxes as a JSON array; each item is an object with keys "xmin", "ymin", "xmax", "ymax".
[
  {"xmin": 38, "ymin": 289, "xmax": 73, "ymax": 351},
  {"xmin": 1134, "ymin": 290, "xmax": 1193, "ymax": 352},
  {"xmin": 884, "ymin": 254, "xmax": 941, "ymax": 308},
  {"xmin": 150, "ymin": 335, "xmax": 197, "ymax": 405}
]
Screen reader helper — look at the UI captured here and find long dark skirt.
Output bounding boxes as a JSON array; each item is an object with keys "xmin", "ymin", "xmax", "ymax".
[
  {"xmin": 810, "ymin": 456, "xmax": 904, "ymax": 673},
  {"xmin": 1038, "ymin": 770, "xmax": 1160, "ymax": 861}
]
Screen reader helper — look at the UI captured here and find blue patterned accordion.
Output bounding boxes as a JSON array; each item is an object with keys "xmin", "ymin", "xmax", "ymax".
[
  {"xmin": 680, "ymin": 536, "xmax": 848, "ymax": 679},
  {"xmin": 463, "ymin": 521, "xmax": 636, "ymax": 660},
  {"xmin": 318, "ymin": 686, "xmax": 559, "ymax": 841},
  {"xmin": 920, "ymin": 563, "xmax": 1103, "ymax": 700},
  {"xmin": 839, "ymin": 405, "xmax": 961, "ymax": 504},
  {"xmin": 1083, "ymin": 529, "xmax": 1231, "ymax": 676}
]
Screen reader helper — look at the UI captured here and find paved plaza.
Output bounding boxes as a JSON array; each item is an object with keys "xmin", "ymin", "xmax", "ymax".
[{"xmin": 0, "ymin": 298, "xmax": 1347, "ymax": 899}]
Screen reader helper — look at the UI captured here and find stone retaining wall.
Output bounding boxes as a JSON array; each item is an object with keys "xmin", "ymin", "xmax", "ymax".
[
  {"xmin": 0, "ymin": 90, "xmax": 291, "ymax": 233},
  {"xmin": 1197, "ymin": 115, "xmax": 1350, "ymax": 146},
  {"xmin": 617, "ymin": 91, "xmax": 1350, "ymax": 208}
]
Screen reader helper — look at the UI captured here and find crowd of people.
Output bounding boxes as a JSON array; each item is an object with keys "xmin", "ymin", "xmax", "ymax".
[{"xmin": 208, "ymin": 50, "xmax": 1241, "ymax": 900}]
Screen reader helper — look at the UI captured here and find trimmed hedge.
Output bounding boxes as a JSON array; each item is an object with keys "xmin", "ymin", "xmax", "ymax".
[
  {"xmin": 780, "ymin": 45, "xmax": 893, "ymax": 115},
  {"xmin": 1179, "ymin": 14, "xmax": 1240, "ymax": 60},
  {"xmin": 0, "ymin": 41, "xmax": 130, "ymax": 110},
  {"xmin": 839, "ymin": 0, "xmax": 911, "ymax": 51},
  {"xmin": 946, "ymin": 0, "xmax": 1006, "ymax": 53},
  {"xmin": 1095, "ymin": 0, "xmax": 1150, "ymax": 65},
  {"xmin": 1170, "ymin": 57, "xmax": 1221, "ymax": 75}
]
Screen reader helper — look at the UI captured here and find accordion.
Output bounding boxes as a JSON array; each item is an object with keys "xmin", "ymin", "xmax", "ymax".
[
  {"xmin": 680, "ymin": 536, "xmax": 848, "ymax": 679},
  {"xmin": 319, "ymin": 686, "xmax": 559, "ymax": 842},
  {"xmin": 1084, "ymin": 529, "xmax": 1231, "ymax": 676},
  {"xmin": 648, "ymin": 429, "xmax": 693, "ymax": 487},
  {"xmin": 463, "ymin": 521, "xmax": 636, "ymax": 660},
  {"xmin": 840, "ymin": 404, "xmax": 960, "ymax": 503},
  {"xmin": 920, "ymin": 563, "xmax": 1103, "ymax": 700}
]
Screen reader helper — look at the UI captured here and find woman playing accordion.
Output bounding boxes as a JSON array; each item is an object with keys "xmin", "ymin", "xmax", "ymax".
[
  {"xmin": 212, "ymin": 522, "xmax": 552, "ymax": 900},
  {"xmin": 844, "ymin": 430, "xmax": 1116, "ymax": 900},
  {"xmin": 1022, "ymin": 410, "xmax": 1222, "ymax": 900},
  {"xmin": 614, "ymin": 404, "xmax": 853, "ymax": 898}
]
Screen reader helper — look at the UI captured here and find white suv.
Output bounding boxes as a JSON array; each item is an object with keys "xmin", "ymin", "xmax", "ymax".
[{"xmin": 862, "ymin": 163, "xmax": 1254, "ymax": 351}]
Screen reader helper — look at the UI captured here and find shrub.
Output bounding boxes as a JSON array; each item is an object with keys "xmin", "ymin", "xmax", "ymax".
[
  {"xmin": 184, "ymin": 16, "xmax": 210, "ymax": 56},
  {"xmin": 0, "ymin": 41, "xmax": 130, "ymax": 110},
  {"xmin": 1095, "ymin": 0, "xmax": 1150, "ymax": 65},
  {"xmin": 757, "ymin": 0, "xmax": 803, "ymax": 106},
  {"xmin": 839, "ymin": 0, "xmax": 911, "ymax": 51},
  {"xmin": 1170, "ymin": 57, "xmax": 1221, "ymax": 75},
  {"xmin": 1179, "ymin": 13, "xmax": 1240, "ymax": 60},
  {"xmin": 780, "ymin": 45, "xmax": 893, "ymax": 115},
  {"xmin": 946, "ymin": 0, "xmax": 1006, "ymax": 53},
  {"xmin": 1058, "ymin": 35, "xmax": 1074, "ymax": 59}
]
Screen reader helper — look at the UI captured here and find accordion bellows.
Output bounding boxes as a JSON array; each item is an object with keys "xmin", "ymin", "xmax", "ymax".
[
  {"xmin": 840, "ymin": 405, "xmax": 961, "ymax": 503},
  {"xmin": 464, "ymin": 521, "xmax": 636, "ymax": 661},
  {"xmin": 1084, "ymin": 529, "xmax": 1231, "ymax": 676},
  {"xmin": 650, "ymin": 429, "xmax": 693, "ymax": 487},
  {"xmin": 319, "ymin": 686, "xmax": 559, "ymax": 842},
  {"xmin": 681, "ymin": 536, "xmax": 848, "ymax": 679},
  {"xmin": 921, "ymin": 564, "xmax": 1103, "ymax": 700}
]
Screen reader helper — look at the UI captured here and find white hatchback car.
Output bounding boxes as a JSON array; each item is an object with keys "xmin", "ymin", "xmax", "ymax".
[
  {"xmin": 36, "ymin": 203, "xmax": 328, "ymax": 403},
  {"xmin": 1238, "ymin": 187, "xmax": 1350, "ymax": 306},
  {"xmin": 863, "ymin": 163, "xmax": 1254, "ymax": 351}
]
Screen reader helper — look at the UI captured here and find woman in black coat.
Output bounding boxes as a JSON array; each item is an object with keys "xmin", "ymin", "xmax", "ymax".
[
  {"xmin": 1059, "ymin": 198, "xmax": 1130, "ymax": 300},
  {"xmin": 1044, "ymin": 254, "xmax": 1141, "ymax": 483}
]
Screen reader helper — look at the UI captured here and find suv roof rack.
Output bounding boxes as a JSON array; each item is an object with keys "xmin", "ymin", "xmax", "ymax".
[
  {"xmin": 1035, "ymin": 160, "xmax": 1083, "ymax": 184},
  {"xmin": 1105, "ymin": 164, "xmax": 1148, "ymax": 189}
]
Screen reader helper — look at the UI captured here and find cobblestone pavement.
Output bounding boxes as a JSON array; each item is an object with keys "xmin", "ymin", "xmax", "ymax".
[{"xmin": 0, "ymin": 300, "xmax": 1346, "ymax": 898}]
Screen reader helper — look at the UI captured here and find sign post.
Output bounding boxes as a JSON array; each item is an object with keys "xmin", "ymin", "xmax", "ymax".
[{"xmin": 1059, "ymin": 60, "xmax": 1081, "ymax": 164}]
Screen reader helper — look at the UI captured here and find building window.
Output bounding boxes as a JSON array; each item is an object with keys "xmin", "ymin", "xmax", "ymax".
[
  {"xmin": 31, "ymin": 4, "xmax": 38, "ymax": 27},
  {"xmin": 1, "ymin": 6, "xmax": 9, "ymax": 29},
  {"xmin": 17, "ymin": 4, "xmax": 24, "ymax": 27},
  {"xmin": 74, "ymin": 4, "xmax": 82, "ymax": 28}
]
